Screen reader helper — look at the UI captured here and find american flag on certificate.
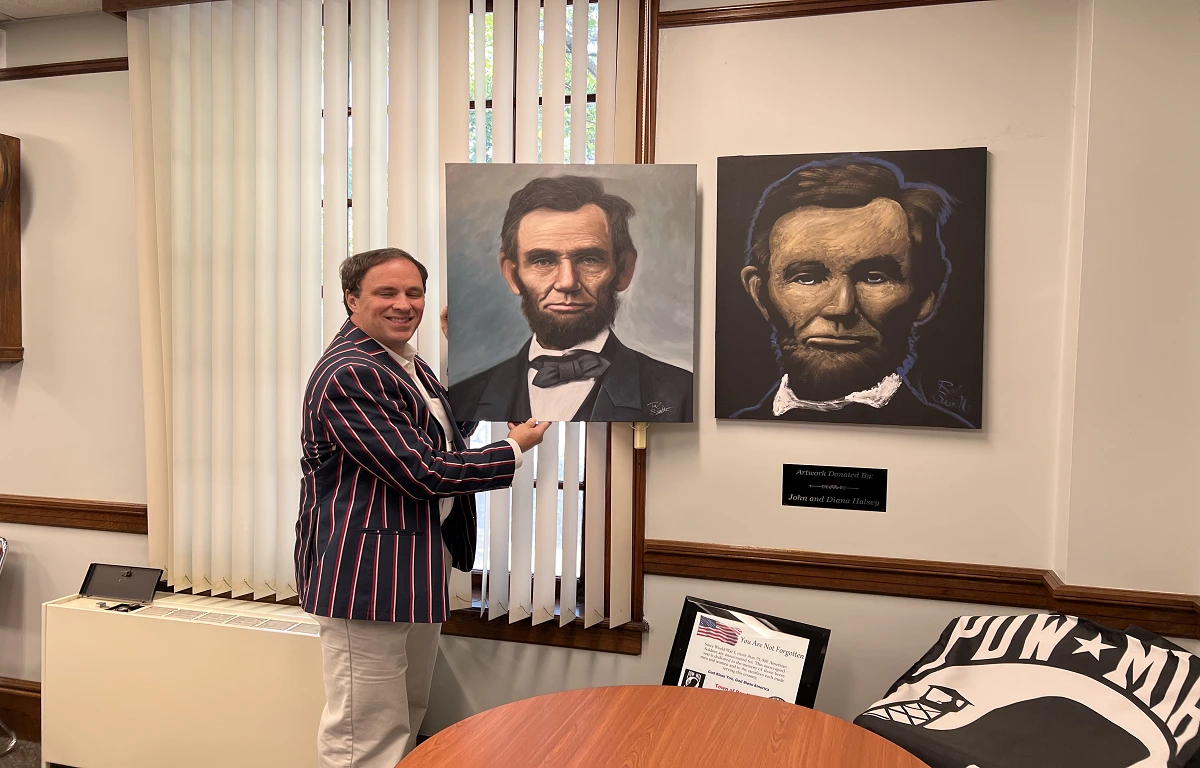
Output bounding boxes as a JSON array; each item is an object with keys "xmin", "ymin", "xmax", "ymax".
[{"xmin": 697, "ymin": 615, "xmax": 742, "ymax": 646}]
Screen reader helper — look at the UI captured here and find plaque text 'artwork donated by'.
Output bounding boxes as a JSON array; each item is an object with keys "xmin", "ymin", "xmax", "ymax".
[{"xmin": 782, "ymin": 464, "xmax": 887, "ymax": 512}]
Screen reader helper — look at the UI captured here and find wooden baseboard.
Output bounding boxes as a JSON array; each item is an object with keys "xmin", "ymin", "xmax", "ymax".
[
  {"xmin": 645, "ymin": 540, "xmax": 1200, "ymax": 640},
  {"xmin": 0, "ymin": 494, "xmax": 148, "ymax": 534},
  {"xmin": 0, "ymin": 678, "xmax": 39, "ymax": 743}
]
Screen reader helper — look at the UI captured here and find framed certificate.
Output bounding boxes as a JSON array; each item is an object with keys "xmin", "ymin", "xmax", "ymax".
[{"xmin": 662, "ymin": 596, "xmax": 831, "ymax": 708}]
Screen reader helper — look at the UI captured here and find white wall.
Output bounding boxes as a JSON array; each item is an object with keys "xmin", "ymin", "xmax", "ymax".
[
  {"xmin": 1064, "ymin": 0, "xmax": 1200, "ymax": 595},
  {"xmin": 649, "ymin": 0, "xmax": 1079, "ymax": 567},
  {"xmin": 0, "ymin": 13, "xmax": 147, "ymax": 682},
  {"xmin": 0, "ymin": 12, "xmax": 127, "ymax": 67}
]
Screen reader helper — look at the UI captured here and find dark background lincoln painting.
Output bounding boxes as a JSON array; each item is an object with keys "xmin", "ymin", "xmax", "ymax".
[{"xmin": 714, "ymin": 148, "xmax": 987, "ymax": 428}]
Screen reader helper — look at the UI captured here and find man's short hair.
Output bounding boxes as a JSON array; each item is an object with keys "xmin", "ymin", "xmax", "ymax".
[
  {"xmin": 500, "ymin": 175, "xmax": 636, "ymax": 264},
  {"xmin": 340, "ymin": 247, "xmax": 428, "ymax": 315},
  {"xmin": 746, "ymin": 156, "xmax": 953, "ymax": 300}
]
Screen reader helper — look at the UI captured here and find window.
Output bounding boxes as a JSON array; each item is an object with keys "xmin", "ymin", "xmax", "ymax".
[{"xmin": 468, "ymin": 0, "xmax": 599, "ymax": 164}]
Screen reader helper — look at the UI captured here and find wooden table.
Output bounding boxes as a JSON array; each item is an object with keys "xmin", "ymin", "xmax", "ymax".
[{"xmin": 400, "ymin": 685, "xmax": 930, "ymax": 767}]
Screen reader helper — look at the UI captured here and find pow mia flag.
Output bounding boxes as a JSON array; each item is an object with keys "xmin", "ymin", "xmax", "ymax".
[{"xmin": 854, "ymin": 614, "xmax": 1200, "ymax": 768}]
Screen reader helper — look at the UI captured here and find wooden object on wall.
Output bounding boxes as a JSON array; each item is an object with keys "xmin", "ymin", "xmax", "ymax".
[
  {"xmin": 644, "ymin": 540, "xmax": 1200, "ymax": 640},
  {"xmin": 0, "ymin": 134, "xmax": 20, "ymax": 363}
]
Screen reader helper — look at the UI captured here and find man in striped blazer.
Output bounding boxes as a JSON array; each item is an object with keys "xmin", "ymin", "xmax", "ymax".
[{"xmin": 296, "ymin": 247, "xmax": 551, "ymax": 768}]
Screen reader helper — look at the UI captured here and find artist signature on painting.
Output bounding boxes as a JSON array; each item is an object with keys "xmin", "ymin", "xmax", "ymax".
[
  {"xmin": 932, "ymin": 380, "xmax": 969, "ymax": 414},
  {"xmin": 648, "ymin": 402, "xmax": 671, "ymax": 416}
]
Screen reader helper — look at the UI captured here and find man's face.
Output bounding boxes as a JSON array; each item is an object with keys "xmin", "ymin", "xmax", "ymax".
[
  {"xmin": 345, "ymin": 258, "xmax": 426, "ymax": 353},
  {"xmin": 501, "ymin": 203, "xmax": 636, "ymax": 350},
  {"xmin": 741, "ymin": 198, "xmax": 936, "ymax": 400}
]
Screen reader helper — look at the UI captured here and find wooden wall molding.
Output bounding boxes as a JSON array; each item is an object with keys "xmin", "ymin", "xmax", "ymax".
[
  {"xmin": 0, "ymin": 677, "xmax": 40, "ymax": 743},
  {"xmin": 0, "ymin": 58, "xmax": 129, "ymax": 83},
  {"xmin": 644, "ymin": 540, "xmax": 1200, "ymax": 640},
  {"xmin": 657, "ymin": 0, "xmax": 986, "ymax": 29},
  {"xmin": 0, "ymin": 494, "xmax": 148, "ymax": 535}
]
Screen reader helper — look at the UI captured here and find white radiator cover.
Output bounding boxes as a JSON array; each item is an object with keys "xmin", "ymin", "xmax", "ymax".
[{"xmin": 42, "ymin": 592, "xmax": 326, "ymax": 768}]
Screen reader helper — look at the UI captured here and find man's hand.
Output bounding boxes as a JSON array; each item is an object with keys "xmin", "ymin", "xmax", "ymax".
[
  {"xmin": 440, "ymin": 306, "xmax": 448, "ymax": 340},
  {"xmin": 507, "ymin": 419, "xmax": 553, "ymax": 452}
]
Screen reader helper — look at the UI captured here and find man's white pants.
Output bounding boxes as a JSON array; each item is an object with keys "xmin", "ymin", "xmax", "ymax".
[{"xmin": 313, "ymin": 616, "xmax": 442, "ymax": 768}]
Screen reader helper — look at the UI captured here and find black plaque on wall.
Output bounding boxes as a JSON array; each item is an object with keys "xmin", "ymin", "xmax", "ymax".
[{"xmin": 782, "ymin": 464, "xmax": 887, "ymax": 512}]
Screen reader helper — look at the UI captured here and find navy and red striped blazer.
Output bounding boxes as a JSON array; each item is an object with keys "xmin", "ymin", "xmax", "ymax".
[{"xmin": 295, "ymin": 320, "xmax": 517, "ymax": 623}]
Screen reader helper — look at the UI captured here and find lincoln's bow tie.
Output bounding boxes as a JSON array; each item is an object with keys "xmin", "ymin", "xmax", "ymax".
[{"xmin": 529, "ymin": 351, "xmax": 610, "ymax": 387}]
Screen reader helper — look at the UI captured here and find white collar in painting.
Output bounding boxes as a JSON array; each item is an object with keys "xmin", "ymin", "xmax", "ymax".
[{"xmin": 773, "ymin": 373, "xmax": 903, "ymax": 416}]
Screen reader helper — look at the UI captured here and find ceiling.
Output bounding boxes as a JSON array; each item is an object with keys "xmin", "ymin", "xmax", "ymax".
[{"xmin": 0, "ymin": 0, "xmax": 102, "ymax": 22}]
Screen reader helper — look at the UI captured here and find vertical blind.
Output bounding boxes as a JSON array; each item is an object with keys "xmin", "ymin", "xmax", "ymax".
[
  {"xmin": 132, "ymin": 0, "xmax": 636, "ymax": 626},
  {"xmin": 130, "ymin": 0, "xmax": 384, "ymax": 599}
]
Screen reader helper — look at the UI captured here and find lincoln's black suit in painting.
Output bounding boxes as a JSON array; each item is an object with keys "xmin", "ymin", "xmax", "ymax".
[{"xmin": 450, "ymin": 333, "xmax": 692, "ymax": 422}]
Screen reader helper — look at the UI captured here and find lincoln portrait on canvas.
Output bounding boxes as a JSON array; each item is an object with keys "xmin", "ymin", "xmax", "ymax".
[
  {"xmin": 448, "ymin": 168, "xmax": 696, "ymax": 423},
  {"xmin": 716, "ymin": 151, "xmax": 986, "ymax": 429}
]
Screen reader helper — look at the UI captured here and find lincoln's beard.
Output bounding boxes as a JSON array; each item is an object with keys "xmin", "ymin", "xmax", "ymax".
[
  {"xmin": 768, "ymin": 305, "xmax": 917, "ymax": 402},
  {"xmin": 517, "ymin": 277, "xmax": 622, "ymax": 350}
]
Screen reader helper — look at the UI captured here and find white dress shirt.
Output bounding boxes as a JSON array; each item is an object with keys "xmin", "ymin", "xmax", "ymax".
[
  {"xmin": 527, "ymin": 328, "xmax": 610, "ymax": 421},
  {"xmin": 773, "ymin": 372, "xmax": 903, "ymax": 417},
  {"xmin": 387, "ymin": 344, "xmax": 522, "ymax": 522}
]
